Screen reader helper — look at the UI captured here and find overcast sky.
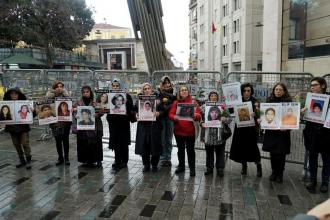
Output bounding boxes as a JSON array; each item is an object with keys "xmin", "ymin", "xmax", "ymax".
[{"xmin": 85, "ymin": 0, "xmax": 190, "ymax": 69}]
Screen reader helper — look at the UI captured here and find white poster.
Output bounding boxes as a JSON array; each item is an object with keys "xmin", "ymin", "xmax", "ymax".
[
  {"xmin": 14, "ymin": 101, "xmax": 34, "ymax": 124},
  {"xmin": 55, "ymin": 98, "xmax": 72, "ymax": 122},
  {"xmin": 324, "ymin": 108, "xmax": 330, "ymax": 129},
  {"xmin": 176, "ymin": 103, "xmax": 195, "ymax": 121},
  {"xmin": 36, "ymin": 100, "xmax": 58, "ymax": 125},
  {"xmin": 77, "ymin": 106, "xmax": 95, "ymax": 130},
  {"xmin": 222, "ymin": 82, "xmax": 242, "ymax": 107},
  {"xmin": 109, "ymin": 90, "xmax": 126, "ymax": 115},
  {"xmin": 205, "ymin": 102, "xmax": 223, "ymax": 128},
  {"xmin": 0, "ymin": 101, "xmax": 15, "ymax": 124},
  {"xmin": 138, "ymin": 95, "xmax": 156, "ymax": 121},
  {"xmin": 304, "ymin": 93, "xmax": 330, "ymax": 124},
  {"xmin": 260, "ymin": 102, "xmax": 300, "ymax": 130},
  {"xmin": 234, "ymin": 101, "xmax": 255, "ymax": 128}
]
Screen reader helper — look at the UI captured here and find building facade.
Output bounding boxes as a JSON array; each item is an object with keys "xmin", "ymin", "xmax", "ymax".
[
  {"xmin": 189, "ymin": 0, "xmax": 263, "ymax": 74},
  {"xmin": 263, "ymin": 0, "xmax": 330, "ymax": 76},
  {"xmin": 83, "ymin": 24, "xmax": 148, "ymax": 71}
]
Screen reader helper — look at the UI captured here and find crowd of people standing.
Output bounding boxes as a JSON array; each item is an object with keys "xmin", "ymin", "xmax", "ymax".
[{"xmin": 2, "ymin": 75, "xmax": 330, "ymax": 194}]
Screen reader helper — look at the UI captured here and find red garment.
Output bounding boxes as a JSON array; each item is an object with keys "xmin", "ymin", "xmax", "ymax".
[{"xmin": 169, "ymin": 96, "xmax": 201, "ymax": 136}]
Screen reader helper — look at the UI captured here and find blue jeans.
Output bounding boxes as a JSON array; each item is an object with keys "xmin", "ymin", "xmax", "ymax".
[{"xmin": 160, "ymin": 117, "xmax": 174, "ymax": 161}]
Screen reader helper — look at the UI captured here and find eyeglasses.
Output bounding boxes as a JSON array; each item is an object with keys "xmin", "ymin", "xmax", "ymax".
[
  {"xmin": 243, "ymin": 90, "xmax": 251, "ymax": 92},
  {"xmin": 310, "ymin": 83, "xmax": 320, "ymax": 87}
]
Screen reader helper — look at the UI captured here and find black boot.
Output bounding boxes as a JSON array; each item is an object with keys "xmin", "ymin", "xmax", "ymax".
[
  {"xmin": 241, "ymin": 162, "xmax": 247, "ymax": 175},
  {"xmin": 320, "ymin": 183, "xmax": 328, "ymax": 193},
  {"xmin": 256, "ymin": 163, "xmax": 262, "ymax": 177},
  {"xmin": 25, "ymin": 156, "xmax": 32, "ymax": 170},
  {"xmin": 306, "ymin": 181, "xmax": 317, "ymax": 193},
  {"xmin": 269, "ymin": 172, "xmax": 277, "ymax": 181},
  {"xmin": 276, "ymin": 173, "xmax": 283, "ymax": 183},
  {"xmin": 16, "ymin": 155, "xmax": 26, "ymax": 168},
  {"xmin": 204, "ymin": 167, "xmax": 213, "ymax": 175},
  {"xmin": 175, "ymin": 166, "xmax": 185, "ymax": 174}
]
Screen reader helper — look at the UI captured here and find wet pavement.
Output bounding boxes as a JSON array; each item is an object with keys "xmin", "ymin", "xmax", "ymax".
[{"xmin": 0, "ymin": 129, "xmax": 329, "ymax": 220}]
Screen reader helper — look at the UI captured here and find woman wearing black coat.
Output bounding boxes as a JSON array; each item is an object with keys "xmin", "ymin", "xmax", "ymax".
[
  {"xmin": 230, "ymin": 83, "xmax": 262, "ymax": 177},
  {"xmin": 262, "ymin": 83, "xmax": 292, "ymax": 183},
  {"xmin": 303, "ymin": 77, "xmax": 330, "ymax": 193},
  {"xmin": 106, "ymin": 78, "xmax": 136, "ymax": 171},
  {"xmin": 135, "ymin": 83, "xmax": 163, "ymax": 172}
]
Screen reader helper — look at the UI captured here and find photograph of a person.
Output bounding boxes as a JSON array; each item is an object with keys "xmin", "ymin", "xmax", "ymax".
[
  {"xmin": 95, "ymin": 91, "xmax": 109, "ymax": 113},
  {"xmin": 78, "ymin": 109, "xmax": 95, "ymax": 126},
  {"xmin": 281, "ymin": 107, "xmax": 298, "ymax": 126},
  {"xmin": 37, "ymin": 103, "xmax": 57, "ymax": 125},
  {"xmin": 208, "ymin": 106, "xmax": 221, "ymax": 121},
  {"xmin": 310, "ymin": 100, "xmax": 323, "ymax": 116},
  {"xmin": 55, "ymin": 99, "xmax": 72, "ymax": 122},
  {"xmin": 265, "ymin": 108, "xmax": 276, "ymax": 124},
  {"xmin": 15, "ymin": 101, "xmax": 33, "ymax": 124},
  {"xmin": 204, "ymin": 103, "xmax": 222, "ymax": 128},
  {"xmin": 222, "ymin": 82, "xmax": 242, "ymax": 107},
  {"xmin": 238, "ymin": 107, "xmax": 250, "ymax": 122},
  {"xmin": 77, "ymin": 106, "xmax": 95, "ymax": 130},
  {"xmin": 176, "ymin": 103, "xmax": 195, "ymax": 121},
  {"xmin": 109, "ymin": 90, "xmax": 126, "ymax": 115},
  {"xmin": 0, "ymin": 104, "xmax": 13, "ymax": 121},
  {"xmin": 138, "ymin": 98, "xmax": 156, "ymax": 121}
]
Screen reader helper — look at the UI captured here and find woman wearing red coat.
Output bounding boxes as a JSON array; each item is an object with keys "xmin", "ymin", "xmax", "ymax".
[{"xmin": 169, "ymin": 85, "xmax": 201, "ymax": 176}]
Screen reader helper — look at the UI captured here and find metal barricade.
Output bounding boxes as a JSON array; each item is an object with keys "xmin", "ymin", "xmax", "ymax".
[
  {"xmin": 94, "ymin": 70, "xmax": 150, "ymax": 144},
  {"xmin": 152, "ymin": 70, "xmax": 225, "ymax": 150},
  {"xmin": 45, "ymin": 70, "xmax": 95, "ymax": 102},
  {"xmin": 322, "ymin": 73, "xmax": 330, "ymax": 93},
  {"xmin": 226, "ymin": 71, "xmax": 314, "ymax": 164}
]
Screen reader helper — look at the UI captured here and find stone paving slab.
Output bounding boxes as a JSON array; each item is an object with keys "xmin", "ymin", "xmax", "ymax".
[{"xmin": 0, "ymin": 129, "xmax": 329, "ymax": 220}]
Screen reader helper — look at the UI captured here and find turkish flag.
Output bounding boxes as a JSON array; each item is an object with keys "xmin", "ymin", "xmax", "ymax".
[{"xmin": 212, "ymin": 22, "xmax": 216, "ymax": 33}]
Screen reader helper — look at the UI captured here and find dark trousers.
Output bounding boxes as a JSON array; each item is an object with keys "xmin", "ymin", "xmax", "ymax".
[
  {"xmin": 205, "ymin": 144, "xmax": 225, "ymax": 169},
  {"xmin": 175, "ymin": 135, "xmax": 195, "ymax": 169},
  {"xmin": 141, "ymin": 139, "xmax": 160, "ymax": 168},
  {"xmin": 10, "ymin": 132, "xmax": 31, "ymax": 158},
  {"xmin": 309, "ymin": 150, "xmax": 330, "ymax": 184},
  {"xmin": 270, "ymin": 153, "xmax": 286, "ymax": 175},
  {"xmin": 54, "ymin": 127, "xmax": 71, "ymax": 161},
  {"xmin": 114, "ymin": 145, "xmax": 129, "ymax": 165}
]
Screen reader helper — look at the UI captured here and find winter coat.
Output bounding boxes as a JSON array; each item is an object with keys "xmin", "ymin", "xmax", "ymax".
[
  {"xmin": 106, "ymin": 93, "xmax": 135, "ymax": 149},
  {"xmin": 157, "ymin": 87, "xmax": 176, "ymax": 118},
  {"xmin": 262, "ymin": 96, "xmax": 292, "ymax": 155},
  {"xmin": 168, "ymin": 96, "xmax": 201, "ymax": 137},
  {"xmin": 74, "ymin": 97, "xmax": 103, "ymax": 163},
  {"xmin": 135, "ymin": 92, "xmax": 163, "ymax": 156},
  {"xmin": 45, "ymin": 88, "xmax": 72, "ymax": 133},
  {"xmin": 303, "ymin": 92, "xmax": 330, "ymax": 154},
  {"xmin": 4, "ymin": 88, "xmax": 34, "ymax": 133},
  {"xmin": 230, "ymin": 96, "xmax": 261, "ymax": 162}
]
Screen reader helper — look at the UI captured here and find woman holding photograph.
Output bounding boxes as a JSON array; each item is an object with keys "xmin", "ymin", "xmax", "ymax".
[
  {"xmin": 107, "ymin": 78, "xmax": 135, "ymax": 171},
  {"xmin": 73, "ymin": 86, "xmax": 103, "ymax": 168},
  {"xmin": 262, "ymin": 83, "xmax": 292, "ymax": 183},
  {"xmin": 0, "ymin": 105, "xmax": 12, "ymax": 121},
  {"xmin": 135, "ymin": 83, "xmax": 162, "ymax": 172},
  {"xmin": 4, "ymin": 88, "xmax": 36, "ymax": 169},
  {"xmin": 169, "ymin": 85, "xmax": 201, "ymax": 177},
  {"xmin": 46, "ymin": 80, "xmax": 72, "ymax": 166},
  {"xmin": 200, "ymin": 91, "xmax": 231, "ymax": 177},
  {"xmin": 230, "ymin": 83, "xmax": 262, "ymax": 177},
  {"xmin": 302, "ymin": 77, "xmax": 330, "ymax": 193}
]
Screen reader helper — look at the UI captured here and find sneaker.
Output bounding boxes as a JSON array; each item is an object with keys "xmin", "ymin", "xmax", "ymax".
[
  {"xmin": 204, "ymin": 168, "xmax": 213, "ymax": 175},
  {"xmin": 217, "ymin": 169, "xmax": 224, "ymax": 177},
  {"xmin": 175, "ymin": 166, "xmax": 185, "ymax": 174},
  {"xmin": 320, "ymin": 183, "xmax": 328, "ymax": 193}
]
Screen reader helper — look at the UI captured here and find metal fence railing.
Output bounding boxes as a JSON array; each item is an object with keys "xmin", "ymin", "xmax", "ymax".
[
  {"xmin": 226, "ymin": 71, "xmax": 314, "ymax": 165},
  {"xmin": 322, "ymin": 73, "xmax": 330, "ymax": 93}
]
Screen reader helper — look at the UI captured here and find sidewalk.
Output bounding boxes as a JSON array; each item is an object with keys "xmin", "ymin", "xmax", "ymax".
[{"xmin": 0, "ymin": 129, "xmax": 328, "ymax": 220}]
